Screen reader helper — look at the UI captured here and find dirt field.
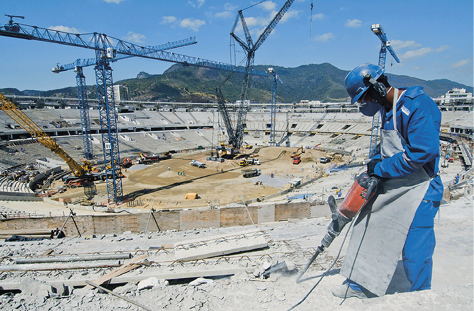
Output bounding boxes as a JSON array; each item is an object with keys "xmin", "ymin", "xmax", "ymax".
[{"xmin": 51, "ymin": 146, "xmax": 342, "ymax": 210}]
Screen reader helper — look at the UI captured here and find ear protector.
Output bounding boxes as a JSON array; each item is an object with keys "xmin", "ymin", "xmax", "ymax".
[{"xmin": 363, "ymin": 73, "xmax": 387, "ymax": 98}]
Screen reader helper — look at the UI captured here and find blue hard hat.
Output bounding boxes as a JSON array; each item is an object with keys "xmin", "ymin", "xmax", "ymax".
[{"xmin": 345, "ymin": 63, "xmax": 384, "ymax": 116}]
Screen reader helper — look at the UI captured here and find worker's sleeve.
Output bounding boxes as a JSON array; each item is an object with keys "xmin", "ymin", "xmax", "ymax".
[{"xmin": 374, "ymin": 100, "xmax": 439, "ymax": 179}]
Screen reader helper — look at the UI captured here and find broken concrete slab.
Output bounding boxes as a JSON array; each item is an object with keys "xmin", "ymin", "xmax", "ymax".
[
  {"xmin": 0, "ymin": 267, "xmax": 249, "ymax": 291},
  {"xmin": 137, "ymin": 277, "xmax": 169, "ymax": 290},
  {"xmin": 19, "ymin": 278, "xmax": 53, "ymax": 299},
  {"xmin": 174, "ymin": 229, "xmax": 268, "ymax": 261}
]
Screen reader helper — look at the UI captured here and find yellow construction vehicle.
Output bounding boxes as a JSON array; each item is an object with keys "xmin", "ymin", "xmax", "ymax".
[
  {"xmin": 0, "ymin": 92, "xmax": 105, "ymax": 182},
  {"xmin": 290, "ymin": 146, "xmax": 305, "ymax": 158},
  {"xmin": 239, "ymin": 159, "xmax": 250, "ymax": 166}
]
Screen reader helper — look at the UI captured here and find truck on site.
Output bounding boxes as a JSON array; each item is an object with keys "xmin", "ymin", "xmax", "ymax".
[
  {"xmin": 293, "ymin": 156, "xmax": 301, "ymax": 164},
  {"xmin": 67, "ymin": 178, "xmax": 89, "ymax": 188},
  {"xmin": 242, "ymin": 168, "xmax": 261, "ymax": 178},
  {"xmin": 190, "ymin": 160, "xmax": 206, "ymax": 168},
  {"xmin": 249, "ymin": 158, "xmax": 260, "ymax": 165},
  {"xmin": 320, "ymin": 156, "xmax": 332, "ymax": 164},
  {"xmin": 239, "ymin": 159, "xmax": 250, "ymax": 166},
  {"xmin": 136, "ymin": 152, "xmax": 171, "ymax": 165},
  {"xmin": 121, "ymin": 157, "xmax": 133, "ymax": 168},
  {"xmin": 240, "ymin": 158, "xmax": 260, "ymax": 166}
]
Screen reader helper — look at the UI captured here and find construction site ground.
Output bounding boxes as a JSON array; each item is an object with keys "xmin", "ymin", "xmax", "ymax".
[
  {"xmin": 0, "ymin": 144, "xmax": 471, "ymax": 310},
  {"xmin": 49, "ymin": 147, "xmax": 338, "ymax": 210},
  {"xmin": 0, "ymin": 193, "xmax": 471, "ymax": 311}
]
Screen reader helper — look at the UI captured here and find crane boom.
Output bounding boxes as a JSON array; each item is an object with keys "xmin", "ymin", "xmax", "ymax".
[
  {"xmin": 253, "ymin": 0, "xmax": 295, "ymax": 51},
  {"xmin": 0, "ymin": 22, "xmax": 266, "ymax": 76},
  {"xmin": 228, "ymin": 0, "xmax": 295, "ymax": 149},
  {"xmin": 369, "ymin": 24, "xmax": 401, "ymax": 159},
  {"xmin": 52, "ymin": 37, "xmax": 198, "ymax": 73},
  {"xmin": 0, "ymin": 92, "xmax": 86, "ymax": 177},
  {"xmin": 371, "ymin": 24, "xmax": 400, "ymax": 70}
]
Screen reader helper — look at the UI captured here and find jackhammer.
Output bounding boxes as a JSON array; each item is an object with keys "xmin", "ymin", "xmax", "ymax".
[{"xmin": 296, "ymin": 172, "xmax": 379, "ymax": 283}]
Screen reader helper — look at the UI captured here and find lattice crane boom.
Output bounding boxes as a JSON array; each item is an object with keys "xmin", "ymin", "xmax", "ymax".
[
  {"xmin": 0, "ymin": 22, "xmax": 267, "ymax": 76},
  {"xmin": 52, "ymin": 37, "xmax": 198, "ymax": 73},
  {"xmin": 228, "ymin": 0, "xmax": 295, "ymax": 149},
  {"xmin": 0, "ymin": 92, "xmax": 87, "ymax": 177},
  {"xmin": 369, "ymin": 24, "xmax": 401, "ymax": 159},
  {"xmin": 371, "ymin": 24, "xmax": 400, "ymax": 70}
]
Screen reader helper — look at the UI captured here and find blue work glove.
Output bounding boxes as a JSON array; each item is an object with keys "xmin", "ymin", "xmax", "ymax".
[{"xmin": 367, "ymin": 159, "xmax": 382, "ymax": 177}]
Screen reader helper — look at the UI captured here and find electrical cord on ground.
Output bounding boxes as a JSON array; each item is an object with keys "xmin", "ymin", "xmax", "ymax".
[{"xmin": 287, "ymin": 189, "xmax": 373, "ymax": 311}]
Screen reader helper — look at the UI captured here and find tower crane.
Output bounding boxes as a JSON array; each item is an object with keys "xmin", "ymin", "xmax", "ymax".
[
  {"xmin": 371, "ymin": 24, "xmax": 400, "ymax": 70},
  {"xmin": 0, "ymin": 15, "xmax": 266, "ymax": 203},
  {"xmin": 228, "ymin": 0, "xmax": 295, "ymax": 149},
  {"xmin": 52, "ymin": 37, "xmax": 198, "ymax": 160},
  {"xmin": 369, "ymin": 24, "xmax": 400, "ymax": 158},
  {"xmin": 268, "ymin": 68, "xmax": 282, "ymax": 146}
]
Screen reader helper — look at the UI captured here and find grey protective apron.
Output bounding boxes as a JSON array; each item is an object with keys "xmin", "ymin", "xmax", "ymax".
[{"xmin": 340, "ymin": 89, "xmax": 431, "ymax": 297}]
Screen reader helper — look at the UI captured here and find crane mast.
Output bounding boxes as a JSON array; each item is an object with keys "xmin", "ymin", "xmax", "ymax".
[
  {"xmin": 53, "ymin": 37, "xmax": 198, "ymax": 161},
  {"xmin": 369, "ymin": 24, "xmax": 400, "ymax": 159},
  {"xmin": 74, "ymin": 66, "xmax": 93, "ymax": 160},
  {"xmin": 268, "ymin": 68, "xmax": 283, "ymax": 146}
]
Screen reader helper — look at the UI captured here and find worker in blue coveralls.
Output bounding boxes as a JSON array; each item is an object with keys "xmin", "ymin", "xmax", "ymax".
[{"xmin": 332, "ymin": 63, "xmax": 443, "ymax": 299}]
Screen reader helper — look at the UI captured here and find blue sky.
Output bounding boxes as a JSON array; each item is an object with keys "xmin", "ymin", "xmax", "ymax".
[{"xmin": 0, "ymin": 0, "xmax": 472, "ymax": 92}]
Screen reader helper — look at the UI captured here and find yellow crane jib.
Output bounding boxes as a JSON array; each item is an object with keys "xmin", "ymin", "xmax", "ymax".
[{"xmin": 0, "ymin": 92, "xmax": 87, "ymax": 177}]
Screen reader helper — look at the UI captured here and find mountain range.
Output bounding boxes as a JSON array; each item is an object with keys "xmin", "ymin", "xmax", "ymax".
[{"xmin": 2, "ymin": 63, "xmax": 472, "ymax": 104}]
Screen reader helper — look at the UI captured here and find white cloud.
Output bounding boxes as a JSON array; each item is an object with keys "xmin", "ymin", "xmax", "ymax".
[
  {"xmin": 312, "ymin": 13, "xmax": 324, "ymax": 20},
  {"xmin": 215, "ymin": 11, "xmax": 233, "ymax": 19},
  {"xmin": 161, "ymin": 16, "xmax": 177, "ymax": 25},
  {"xmin": 103, "ymin": 0, "xmax": 125, "ymax": 3},
  {"xmin": 345, "ymin": 19, "xmax": 362, "ymax": 28},
  {"xmin": 390, "ymin": 40, "xmax": 422, "ymax": 50},
  {"xmin": 124, "ymin": 31, "xmax": 145, "ymax": 43},
  {"xmin": 180, "ymin": 18, "xmax": 206, "ymax": 32},
  {"xmin": 48, "ymin": 25, "xmax": 81, "ymax": 33},
  {"xmin": 224, "ymin": 3, "xmax": 238, "ymax": 11},
  {"xmin": 401, "ymin": 47, "xmax": 433, "ymax": 59},
  {"xmin": 451, "ymin": 58, "xmax": 472, "ymax": 68},
  {"xmin": 243, "ymin": 16, "xmax": 260, "ymax": 28},
  {"xmin": 188, "ymin": 0, "xmax": 205, "ymax": 8},
  {"xmin": 436, "ymin": 45, "xmax": 450, "ymax": 53},
  {"xmin": 280, "ymin": 10, "xmax": 299, "ymax": 23},
  {"xmin": 314, "ymin": 32, "xmax": 334, "ymax": 42},
  {"xmin": 259, "ymin": 1, "xmax": 277, "ymax": 11}
]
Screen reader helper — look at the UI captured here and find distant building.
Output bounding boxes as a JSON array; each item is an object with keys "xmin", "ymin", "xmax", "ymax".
[
  {"xmin": 113, "ymin": 85, "xmax": 129, "ymax": 102},
  {"xmin": 435, "ymin": 88, "xmax": 473, "ymax": 111},
  {"xmin": 235, "ymin": 100, "xmax": 258, "ymax": 105}
]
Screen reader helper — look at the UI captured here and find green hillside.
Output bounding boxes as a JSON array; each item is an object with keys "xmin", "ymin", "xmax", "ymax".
[{"xmin": 2, "ymin": 63, "xmax": 472, "ymax": 103}]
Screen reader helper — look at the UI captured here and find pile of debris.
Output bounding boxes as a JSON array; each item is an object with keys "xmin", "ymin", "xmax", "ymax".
[{"xmin": 0, "ymin": 220, "xmax": 340, "ymax": 310}]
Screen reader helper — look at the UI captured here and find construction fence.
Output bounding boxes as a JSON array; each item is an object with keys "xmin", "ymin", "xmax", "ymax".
[{"xmin": 0, "ymin": 202, "xmax": 329, "ymax": 237}]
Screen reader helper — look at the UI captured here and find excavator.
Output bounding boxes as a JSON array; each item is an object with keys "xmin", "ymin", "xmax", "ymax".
[
  {"xmin": 0, "ymin": 92, "xmax": 121, "ymax": 183},
  {"xmin": 290, "ymin": 146, "xmax": 305, "ymax": 158}
]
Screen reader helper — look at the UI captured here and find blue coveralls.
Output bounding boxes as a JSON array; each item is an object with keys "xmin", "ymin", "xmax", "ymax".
[{"xmin": 372, "ymin": 86, "xmax": 443, "ymax": 291}]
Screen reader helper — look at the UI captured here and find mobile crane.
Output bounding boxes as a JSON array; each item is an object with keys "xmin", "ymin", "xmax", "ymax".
[{"xmin": 0, "ymin": 92, "xmax": 117, "ymax": 183}]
